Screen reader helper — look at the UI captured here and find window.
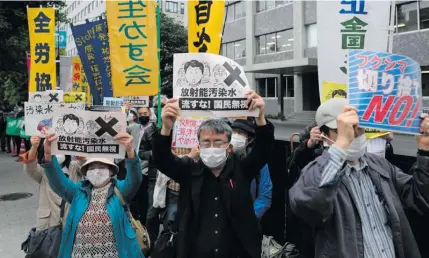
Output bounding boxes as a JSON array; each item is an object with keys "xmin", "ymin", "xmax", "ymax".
[
  {"xmin": 88, "ymin": 3, "xmax": 91, "ymax": 13},
  {"xmin": 396, "ymin": 2, "xmax": 418, "ymax": 33},
  {"xmin": 180, "ymin": 3, "xmax": 185, "ymax": 14},
  {"xmin": 286, "ymin": 76, "xmax": 294, "ymax": 97},
  {"xmin": 225, "ymin": 1, "xmax": 245, "ymax": 22},
  {"xmin": 226, "ymin": 3, "xmax": 234, "ymax": 22},
  {"xmin": 256, "ymin": 29, "xmax": 294, "ymax": 55},
  {"xmin": 234, "ymin": 40, "xmax": 246, "ymax": 59},
  {"xmin": 257, "ymin": 0, "xmax": 292, "ymax": 12},
  {"xmin": 276, "ymin": 29, "xmax": 293, "ymax": 52},
  {"xmin": 166, "ymin": 1, "xmax": 178, "ymax": 13},
  {"xmin": 420, "ymin": 1, "xmax": 429, "ymax": 29},
  {"xmin": 306, "ymin": 24, "xmax": 317, "ymax": 48},
  {"xmin": 257, "ymin": 79, "xmax": 267, "ymax": 97},
  {"xmin": 226, "ymin": 42, "xmax": 234, "ymax": 60},
  {"xmin": 92, "ymin": 1, "xmax": 95, "ymax": 10},
  {"xmin": 422, "ymin": 72, "xmax": 429, "ymax": 96},
  {"xmin": 257, "ymin": 78, "xmax": 278, "ymax": 97}
]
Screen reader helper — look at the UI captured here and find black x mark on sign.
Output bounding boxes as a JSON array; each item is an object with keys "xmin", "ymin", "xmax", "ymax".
[
  {"xmin": 95, "ymin": 117, "xmax": 119, "ymax": 137},
  {"xmin": 49, "ymin": 93, "xmax": 59, "ymax": 102},
  {"xmin": 223, "ymin": 62, "xmax": 246, "ymax": 87},
  {"xmin": 75, "ymin": 94, "xmax": 83, "ymax": 101}
]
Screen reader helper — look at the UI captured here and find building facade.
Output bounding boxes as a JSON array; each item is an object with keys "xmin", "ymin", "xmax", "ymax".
[
  {"xmin": 221, "ymin": 0, "xmax": 429, "ymax": 117},
  {"xmin": 61, "ymin": 0, "xmax": 187, "ymax": 57}
]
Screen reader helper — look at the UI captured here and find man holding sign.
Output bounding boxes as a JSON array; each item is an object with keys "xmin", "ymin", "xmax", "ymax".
[
  {"xmin": 290, "ymin": 98, "xmax": 429, "ymax": 258},
  {"xmin": 153, "ymin": 90, "xmax": 273, "ymax": 258}
]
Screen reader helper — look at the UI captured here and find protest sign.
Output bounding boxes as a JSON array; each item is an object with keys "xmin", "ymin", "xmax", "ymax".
[
  {"xmin": 27, "ymin": 7, "xmax": 56, "ymax": 91},
  {"xmin": 123, "ymin": 96, "xmax": 149, "ymax": 107},
  {"xmin": 64, "ymin": 92, "xmax": 86, "ymax": 103},
  {"xmin": 103, "ymin": 97, "xmax": 124, "ymax": 107},
  {"xmin": 90, "ymin": 106, "xmax": 122, "ymax": 112},
  {"xmin": 172, "ymin": 116, "xmax": 208, "ymax": 148},
  {"xmin": 321, "ymin": 82, "xmax": 347, "ymax": 104},
  {"xmin": 317, "ymin": 0, "xmax": 390, "ymax": 101},
  {"xmin": 51, "ymin": 108, "xmax": 126, "ymax": 158},
  {"xmin": 106, "ymin": 0, "xmax": 159, "ymax": 97},
  {"xmin": 173, "ymin": 53, "xmax": 257, "ymax": 117},
  {"xmin": 188, "ymin": 0, "xmax": 225, "ymax": 54},
  {"xmin": 348, "ymin": 50, "xmax": 422, "ymax": 135},
  {"xmin": 6, "ymin": 117, "xmax": 22, "ymax": 136},
  {"xmin": 29, "ymin": 90, "xmax": 64, "ymax": 103},
  {"xmin": 25, "ymin": 102, "xmax": 85, "ymax": 137}
]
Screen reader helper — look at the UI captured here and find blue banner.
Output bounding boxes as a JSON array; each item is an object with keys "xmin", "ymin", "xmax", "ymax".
[
  {"xmin": 348, "ymin": 50, "xmax": 422, "ymax": 135},
  {"xmin": 56, "ymin": 30, "xmax": 67, "ymax": 48},
  {"xmin": 71, "ymin": 19, "xmax": 113, "ymax": 105}
]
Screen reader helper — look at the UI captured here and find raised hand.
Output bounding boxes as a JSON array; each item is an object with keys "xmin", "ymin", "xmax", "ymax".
[
  {"xmin": 334, "ymin": 106, "xmax": 359, "ymax": 151},
  {"xmin": 114, "ymin": 132, "xmax": 135, "ymax": 158},
  {"xmin": 161, "ymin": 98, "xmax": 180, "ymax": 135},
  {"xmin": 416, "ymin": 113, "xmax": 429, "ymax": 151},
  {"xmin": 44, "ymin": 133, "xmax": 58, "ymax": 161},
  {"xmin": 246, "ymin": 90, "xmax": 266, "ymax": 125},
  {"xmin": 307, "ymin": 126, "xmax": 322, "ymax": 148}
]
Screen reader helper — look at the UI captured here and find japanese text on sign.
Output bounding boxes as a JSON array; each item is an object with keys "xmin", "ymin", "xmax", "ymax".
[
  {"xmin": 348, "ymin": 50, "xmax": 422, "ymax": 135},
  {"xmin": 27, "ymin": 8, "xmax": 56, "ymax": 92},
  {"xmin": 172, "ymin": 117, "xmax": 208, "ymax": 148},
  {"xmin": 122, "ymin": 96, "xmax": 149, "ymax": 107},
  {"xmin": 106, "ymin": 0, "xmax": 159, "ymax": 97}
]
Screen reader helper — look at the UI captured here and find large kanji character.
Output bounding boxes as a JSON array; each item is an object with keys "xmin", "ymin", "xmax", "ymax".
[
  {"xmin": 195, "ymin": 1, "xmax": 213, "ymax": 25},
  {"xmin": 123, "ymin": 65, "xmax": 151, "ymax": 86},
  {"xmin": 35, "ymin": 72, "xmax": 52, "ymax": 91},
  {"xmin": 118, "ymin": 0, "xmax": 147, "ymax": 19},
  {"xmin": 120, "ymin": 43, "xmax": 147, "ymax": 61},
  {"xmin": 34, "ymin": 43, "xmax": 50, "ymax": 64},
  {"xmin": 193, "ymin": 27, "xmax": 211, "ymax": 52},
  {"xmin": 339, "ymin": 0, "xmax": 368, "ymax": 15},
  {"xmin": 34, "ymin": 11, "xmax": 51, "ymax": 33},
  {"xmin": 119, "ymin": 21, "xmax": 147, "ymax": 40}
]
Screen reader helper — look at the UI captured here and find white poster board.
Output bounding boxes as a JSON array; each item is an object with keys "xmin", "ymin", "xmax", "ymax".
[
  {"xmin": 103, "ymin": 97, "xmax": 124, "ymax": 107},
  {"xmin": 317, "ymin": 0, "xmax": 390, "ymax": 101},
  {"xmin": 123, "ymin": 96, "xmax": 149, "ymax": 107},
  {"xmin": 51, "ymin": 108, "xmax": 126, "ymax": 158},
  {"xmin": 24, "ymin": 102, "xmax": 85, "ymax": 137},
  {"xmin": 172, "ymin": 116, "xmax": 208, "ymax": 148},
  {"xmin": 173, "ymin": 53, "xmax": 258, "ymax": 117},
  {"xmin": 29, "ymin": 90, "xmax": 64, "ymax": 103}
]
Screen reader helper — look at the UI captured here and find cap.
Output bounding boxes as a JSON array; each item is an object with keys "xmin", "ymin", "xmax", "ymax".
[
  {"xmin": 231, "ymin": 119, "xmax": 255, "ymax": 136},
  {"xmin": 315, "ymin": 98, "xmax": 348, "ymax": 129},
  {"xmin": 80, "ymin": 158, "xmax": 119, "ymax": 176}
]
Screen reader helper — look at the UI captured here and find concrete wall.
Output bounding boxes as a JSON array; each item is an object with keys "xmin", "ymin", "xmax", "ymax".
[{"xmin": 264, "ymin": 98, "xmax": 295, "ymax": 116}]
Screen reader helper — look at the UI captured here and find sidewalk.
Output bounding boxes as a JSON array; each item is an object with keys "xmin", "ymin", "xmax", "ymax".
[{"xmin": 0, "ymin": 152, "xmax": 39, "ymax": 258}]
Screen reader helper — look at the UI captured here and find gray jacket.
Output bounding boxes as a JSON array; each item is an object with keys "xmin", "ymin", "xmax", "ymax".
[{"xmin": 289, "ymin": 150, "xmax": 429, "ymax": 258}]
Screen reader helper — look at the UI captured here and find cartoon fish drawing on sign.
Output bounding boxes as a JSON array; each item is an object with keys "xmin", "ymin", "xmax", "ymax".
[{"xmin": 37, "ymin": 118, "xmax": 53, "ymax": 135}]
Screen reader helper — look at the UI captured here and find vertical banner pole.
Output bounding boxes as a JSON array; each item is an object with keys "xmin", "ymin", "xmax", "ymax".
[
  {"xmin": 388, "ymin": 0, "xmax": 396, "ymax": 53},
  {"xmin": 156, "ymin": 0, "xmax": 162, "ymax": 128}
]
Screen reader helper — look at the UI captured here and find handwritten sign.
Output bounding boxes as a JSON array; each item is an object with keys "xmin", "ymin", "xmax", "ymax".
[
  {"xmin": 123, "ymin": 96, "xmax": 149, "ymax": 107},
  {"xmin": 172, "ymin": 117, "xmax": 208, "ymax": 148},
  {"xmin": 348, "ymin": 50, "xmax": 422, "ymax": 135},
  {"xmin": 173, "ymin": 53, "xmax": 257, "ymax": 117},
  {"xmin": 29, "ymin": 90, "xmax": 64, "ymax": 103},
  {"xmin": 64, "ymin": 92, "xmax": 86, "ymax": 103},
  {"xmin": 52, "ymin": 108, "xmax": 126, "ymax": 158}
]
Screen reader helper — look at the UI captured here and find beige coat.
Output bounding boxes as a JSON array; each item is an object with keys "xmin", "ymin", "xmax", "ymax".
[{"xmin": 24, "ymin": 158, "xmax": 84, "ymax": 231}]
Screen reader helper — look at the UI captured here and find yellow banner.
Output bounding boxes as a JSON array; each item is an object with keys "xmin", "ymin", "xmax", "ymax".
[
  {"xmin": 188, "ymin": 0, "xmax": 225, "ymax": 54},
  {"xmin": 27, "ymin": 8, "xmax": 56, "ymax": 92},
  {"xmin": 106, "ymin": 0, "xmax": 159, "ymax": 97},
  {"xmin": 64, "ymin": 92, "xmax": 87, "ymax": 103},
  {"xmin": 71, "ymin": 56, "xmax": 91, "ymax": 106},
  {"xmin": 80, "ymin": 67, "xmax": 91, "ymax": 106}
]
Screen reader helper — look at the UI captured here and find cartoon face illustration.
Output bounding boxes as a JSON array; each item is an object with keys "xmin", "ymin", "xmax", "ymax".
[
  {"xmin": 33, "ymin": 94, "xmax": 42, "ymax": 102},
  {"xmin": 213, "ymin": 64, "xmax": 227, "ymax": 85},
  {"xmin": 184, "ymin": 60, "xmax": 204, "ymax": 86},
  {"xmin": 63, "ymin": 114, "xmax": 80, "ymax": 135}
]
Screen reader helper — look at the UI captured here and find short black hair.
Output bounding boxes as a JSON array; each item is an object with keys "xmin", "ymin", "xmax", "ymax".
[
  {"xmin": 331, "ymin": 89, "xmax": 347, "ymax": 99},
  {"xmin": 34, "ymin": 94, "xmax": 42, "ymax": 98},
  {"xmin": 63, "ymin": 114, "xmax": 80, "ymax": 125},
  {"xmin": 184, "ymin": 60, "xmax": 204, "ymax": 74},
  {"xmin": 320, "ymin": 125, "xmax": 337, "ymax": 136}
]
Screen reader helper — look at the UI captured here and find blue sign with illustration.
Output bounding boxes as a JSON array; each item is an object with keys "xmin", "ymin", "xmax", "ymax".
[
  {"xmin": 56, "ymin": 30, "xmax": 67, "ymax": 48},
  {"xmin": 348, "ymin": 50, "xmax": 422, "ymax": 135}
]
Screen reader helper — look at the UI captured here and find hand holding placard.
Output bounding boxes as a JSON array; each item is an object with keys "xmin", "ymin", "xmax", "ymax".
[
  {"xmin": 161, "ymin": 99, "xmax": 180, "ymax": 135},
  {"xmin": 334, "ymin": 106, "xmax": 360, "ymax": 151},
  {"xmin": 417, "ymin": 113, "xmax": 429, "ymax": 151},
  {"xmin": 114, "ymin": 132, "xmax": 134, "ymax": 158}
]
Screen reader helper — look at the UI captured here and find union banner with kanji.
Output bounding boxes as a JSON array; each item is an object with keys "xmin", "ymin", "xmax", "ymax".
[
  {"xmin": 188, "ymin": 0, "xmax": 225, "ymax": 54},
  {"xmin": 106, "ymin": 0, "xmax": 159, "ymax": 97},
  {"xmin": 71, "ymin": 56, "xmax": 91, "ymax": 106},
  {"xmin": 317, "ymin": 0, "xmax": 390, "ymax": 102},
  {"xmin": 27, "ymin": 7, "xmax": 56, "ymax": 92}
]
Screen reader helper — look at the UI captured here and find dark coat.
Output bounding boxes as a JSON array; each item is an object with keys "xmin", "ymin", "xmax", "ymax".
[
  {"xmin": 138, "ymin": 121, "xmax": 158, "ymax": 179},
  {"xmin": 153, "ymin": 122, "xmax": 275, "ymax": 258}
]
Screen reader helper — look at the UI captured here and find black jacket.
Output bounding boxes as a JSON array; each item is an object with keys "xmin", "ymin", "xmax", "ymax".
[
  {"xmin": 138, "ymin": 121, "xmax": 158, "ymax": 180},
  {"xmin": 153, "ymin": 122, "xmax": 275, "ymax": 258}
]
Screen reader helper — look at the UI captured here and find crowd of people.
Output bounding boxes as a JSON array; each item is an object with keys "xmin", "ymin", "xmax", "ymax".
[
  {"xmin": 0, "ymin": 105, "xmax": 31, "ymax": 159},
  {"xmin": 9, "ymin": 91, "xmax": 429, "ymax": 258}
]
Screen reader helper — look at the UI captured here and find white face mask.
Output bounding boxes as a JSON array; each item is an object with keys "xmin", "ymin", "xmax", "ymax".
[
  {"xmin": 200, "ymin": 146, "xmax": 229, "ymax": 169},
  {"xmin": 86, "ymin": 168, "xmax": 111, "ymax": 187},
  {"xmin": 346, "ymin": 134, "xmax": 367, "ymax": 161},
  {"xmin": 231, "ymin": 134, "xmax": 247, "ymax": 151}
]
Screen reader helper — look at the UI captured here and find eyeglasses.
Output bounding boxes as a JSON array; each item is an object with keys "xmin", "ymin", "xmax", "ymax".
[{"xmin": 199, "ymin": 140, "xmax": 229, "ymax": 149}]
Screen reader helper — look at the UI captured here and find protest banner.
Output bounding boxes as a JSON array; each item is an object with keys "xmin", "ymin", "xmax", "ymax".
[
  {"xmin": 25, "ymin": 102, "xmax": 85, "ymax": 137},
  {"xmin": 172, "ymin": 116, "xmax": 208, "ymax": 148},
  {"xmin": 173, "ymin": 53, "xmax": 257, "ymax": 117},
  {"xmin": 103, "ymin": 97, "xmax": 124, "ymax": 107},
  {"xmin": 188, "ymin": 0, "xmax": 225, "ymax": 54},
  {"xmin": 123, "ymin": 96, "xmax": 149, "ymax": 107},
  {"xmin": 90, "ymin": 106, "xmax": 122, "ymax": 112},
  {"xmin": 317, "ymin": 0, "xmax": 390, "ymax": 101},
  {"xmin": 348, "ymin": 50, "xmax": 422, "ymax": 135},
  {"xmin": 29, "ymin": 90, "xmax": 63, "ymax": 103},
  {"xmin": 64, "ymin": 92, "xmax": 86, "ymax": 103},
  {"xmin": 51, "ymin": 108, "xmax": 126, "ymax": 158},
  {"xmin": 6, "ymin": 117, "xmax": 22, "ymax": 136},
  {"xmin": 71, "ymin": 19, "xmax": 112, "ymax": 105},
  {"xmin": 106, "ymin": 0, "xmax": 159, "ymax": 97},
  {"xmin": 27, "ymin": 7, "xmax": 56, "ymax": 92},
  {"xmin": 72, "ymin": 56, "xmax": 82, "ymax": 92},
  {"xmin": 321, "ymin": 82, "xmax": 347, "ymax": 104}
]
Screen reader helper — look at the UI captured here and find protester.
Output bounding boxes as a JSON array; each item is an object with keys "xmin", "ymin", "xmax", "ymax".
[
  {"xmin": 41, "ymin": 132, "xmax": 144, "ymax": 258},
  {"xmin": 0, "ymin": 110, "xmax": 6, "ymax": 152},
  {"xmin": 289, "ymin": 98, "xmax": 429, "ymax": 258},
  {"xmin": 21, "ymin": 136, "xmax": 83, "ymax": 231},
  {"xmin": 153, "ymin": 90, "xmax": 274, "ymax": 258},
  {"xmin": 230, "ymin": 118, "xmax": 273, "ymax": 220}
]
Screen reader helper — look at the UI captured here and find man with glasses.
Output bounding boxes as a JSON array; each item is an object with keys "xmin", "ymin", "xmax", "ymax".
[{"xmin": 153, "ymin": 91, "xmax": 274, "ymax": 258}]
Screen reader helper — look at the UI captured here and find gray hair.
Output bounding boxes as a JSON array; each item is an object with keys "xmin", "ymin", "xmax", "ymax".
[{"xmin": 198, "ymin": 119, "xmax": 232, "ymax": 142}]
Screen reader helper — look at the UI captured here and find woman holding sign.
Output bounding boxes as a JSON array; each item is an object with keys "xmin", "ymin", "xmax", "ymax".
[{"xmin": 40, "ymin": 132, "xmax": 145, "ymax": 258}]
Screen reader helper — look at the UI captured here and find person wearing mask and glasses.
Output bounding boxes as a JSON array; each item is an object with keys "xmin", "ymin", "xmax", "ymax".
[{"xmin": 153, "ymin": 91, "xmax": 274, "ymax": 258}]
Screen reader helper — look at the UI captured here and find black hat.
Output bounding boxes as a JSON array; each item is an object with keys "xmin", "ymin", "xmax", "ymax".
[{"xmin": 231, "ymin": 118, "xmax": 255, "ymax": 136}]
